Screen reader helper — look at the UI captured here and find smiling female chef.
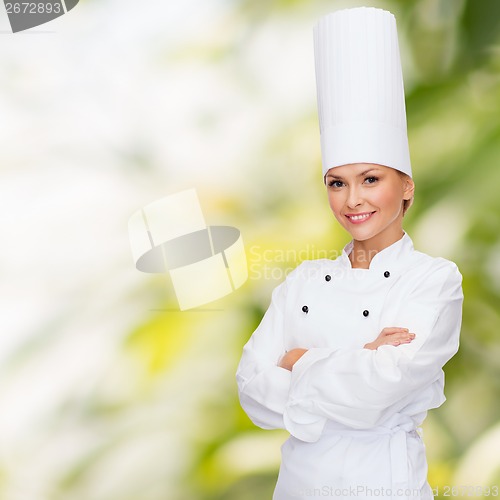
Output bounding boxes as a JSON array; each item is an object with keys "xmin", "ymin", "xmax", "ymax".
[{"xmin": 236, "ymin": 6, "xmax": 464, "ymax": 500}]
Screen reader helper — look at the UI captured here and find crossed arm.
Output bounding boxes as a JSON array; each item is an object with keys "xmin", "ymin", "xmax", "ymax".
[
  {"xmin": 236, "ymin": 260, "xmax": 463, "ymax": 441},
  {"xmin": 278, "ymin": 327, "xmax": 416, "ymax": 371}
]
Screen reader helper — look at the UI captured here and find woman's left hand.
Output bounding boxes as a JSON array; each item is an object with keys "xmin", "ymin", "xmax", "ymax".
[{"xmin": 278, "ymin": 348, "xmax": 308, "ymax": 371}]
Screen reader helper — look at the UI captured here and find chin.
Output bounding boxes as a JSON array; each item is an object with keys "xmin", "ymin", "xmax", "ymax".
[
  {"xmin": 349, "ymin": 232, "xmax": 374, "ymax": 241},
  {"xmin": 347, "ymin": 227, "xmax": 382, "ymax": 241}
]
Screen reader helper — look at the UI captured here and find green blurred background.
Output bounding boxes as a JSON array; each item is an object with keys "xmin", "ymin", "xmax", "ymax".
[{"xmin": 0, "ymin": 0, "xmax": 499, "ymax": 499}]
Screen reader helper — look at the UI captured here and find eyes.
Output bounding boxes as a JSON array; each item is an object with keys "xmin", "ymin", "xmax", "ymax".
[{"xmin": 327, "ymin": 176, "xmax": 379, "ymax": 188}]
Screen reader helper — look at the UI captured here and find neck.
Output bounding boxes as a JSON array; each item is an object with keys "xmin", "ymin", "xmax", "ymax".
[{"xmin": 349, "ymin": 228, "xmax": 405, "ymax": 269}]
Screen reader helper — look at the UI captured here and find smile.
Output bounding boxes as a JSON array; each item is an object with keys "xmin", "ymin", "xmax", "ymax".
[{"xmin": 345, "ymin": 211, "xmax": 376, "ymax": 224}]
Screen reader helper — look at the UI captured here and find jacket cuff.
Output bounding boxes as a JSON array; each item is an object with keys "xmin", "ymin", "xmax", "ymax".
[{"xmin": 281, "ymin": 348, "xmax": 336, "ymax": 442}]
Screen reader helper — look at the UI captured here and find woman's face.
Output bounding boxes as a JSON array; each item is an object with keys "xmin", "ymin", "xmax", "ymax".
[{"xmin": 325, "ymin": 163, "xmax": 414, "ymax": 242}]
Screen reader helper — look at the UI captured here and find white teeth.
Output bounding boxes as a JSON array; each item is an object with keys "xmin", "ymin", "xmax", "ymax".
[{"xmin": 349, "ymin": 213, "xmax": 372, "ymax": 221}]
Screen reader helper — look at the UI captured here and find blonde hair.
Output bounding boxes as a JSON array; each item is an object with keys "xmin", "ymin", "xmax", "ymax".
[{"xmin": 396, "ymin": 170, "xmax": 414, "ymax": 217}]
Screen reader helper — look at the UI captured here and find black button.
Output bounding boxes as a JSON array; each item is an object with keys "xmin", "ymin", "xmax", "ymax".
[
  {"xmin": 302, "ymin": 305, "xmax": 309, "ymax": 313},
  {"xmin": 325, "ymin": 275, "xmax": 331, "ymax": 281},
  {"xmin": 363, "ymin": 310, "xmax": 369, "ymax": 317},
  {"xmin": 384, "ymin": 271, "xmax": 390, "ymax": 278}
]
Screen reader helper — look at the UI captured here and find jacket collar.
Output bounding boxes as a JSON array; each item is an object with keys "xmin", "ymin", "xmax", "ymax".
[{"xmin": 339, "ymin": 230, "xmax": 414, "ymax": 271}]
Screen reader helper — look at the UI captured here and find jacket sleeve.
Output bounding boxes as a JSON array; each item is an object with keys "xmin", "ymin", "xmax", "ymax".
[
  {"xmin": 283, "ymin": 260, "xmax": 464, "ymax": 441},
  {"xmin": 236, "ymin": 266, "xmax": 301, "ymax": 430}
]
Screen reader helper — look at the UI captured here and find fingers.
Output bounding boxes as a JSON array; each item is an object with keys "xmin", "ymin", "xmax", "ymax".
[
  {"xmin": 370, "ymin": 328, "xmax": 417, "ymax": 349},
  {"xmin": 389, "ymin": 332, "xmax": 416, "ymax": 346},
  {"xmin": 381, "ymin": 327, "xmax": 410, "ymax": 335},
  {"xmin": 279, "ymin": 348, "xmax": 308, "ymax": 370}
]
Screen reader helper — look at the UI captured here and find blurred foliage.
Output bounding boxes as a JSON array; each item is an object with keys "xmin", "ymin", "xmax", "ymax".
[
  {"xmin": 178, "ymin": 1, "xmax": 500, "ymax": 499},
  {"xmin": 1, "ymin": 0, "xmax": 499, "ymax": 499}
]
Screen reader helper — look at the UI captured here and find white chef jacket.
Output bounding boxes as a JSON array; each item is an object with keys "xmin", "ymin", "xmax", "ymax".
[{"xmin": 236, "ymin": 231, "xmax": 463, "ymax": 499}]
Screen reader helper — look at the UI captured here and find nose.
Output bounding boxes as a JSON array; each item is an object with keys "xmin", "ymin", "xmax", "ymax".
[{"xmin": 346, "ymin": 185, "xmax": 363, "ymax": 209}]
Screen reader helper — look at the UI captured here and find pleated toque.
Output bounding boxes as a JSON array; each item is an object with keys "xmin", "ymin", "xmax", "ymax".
[{"xmin": 313, "ymin": 7, "xmax": 412, "ymax": 181}]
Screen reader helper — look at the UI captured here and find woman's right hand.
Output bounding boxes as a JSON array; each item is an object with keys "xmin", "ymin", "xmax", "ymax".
[{"xmin": 364, "ymin": 327, "xmax": 415, "ymax": 350}]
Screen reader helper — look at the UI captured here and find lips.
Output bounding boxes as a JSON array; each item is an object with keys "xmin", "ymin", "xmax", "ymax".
[{"xmin": 345, "ymin": 211, "xmax": 376, "ymax": 224}]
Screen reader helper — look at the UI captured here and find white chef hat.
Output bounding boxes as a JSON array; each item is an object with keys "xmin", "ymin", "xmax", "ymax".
[{"xmin": 314, "ymin": 6, "xmax": 412, "ymax": 182}]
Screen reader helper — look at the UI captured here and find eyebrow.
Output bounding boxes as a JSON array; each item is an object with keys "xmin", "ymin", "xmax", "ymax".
[{"xmin": 326, "ymin": 168, "xmax": 380, "ymax": 180}]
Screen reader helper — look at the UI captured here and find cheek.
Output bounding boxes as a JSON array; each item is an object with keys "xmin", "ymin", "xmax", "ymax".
[
  {"xmin": 327, "ymin": 191, "xmax": 337, "ymax": 210},
  {"xmin": 368, "ymin": 186, "xmax": 401, "ymax": 209},
  {"xmin": 327, "ymin": 192, "xmax": 344, "ymax": 215}
]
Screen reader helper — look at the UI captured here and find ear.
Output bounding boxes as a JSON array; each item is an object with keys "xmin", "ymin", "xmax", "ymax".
[{"xmin": 403, "ymin": 177, "xmax": 415, "ymax": 200}]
